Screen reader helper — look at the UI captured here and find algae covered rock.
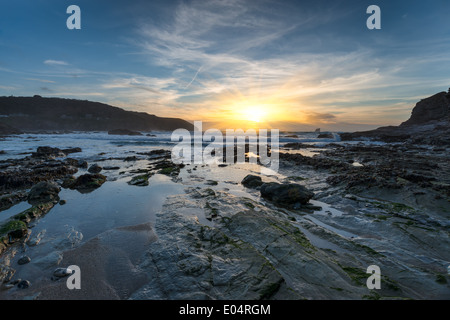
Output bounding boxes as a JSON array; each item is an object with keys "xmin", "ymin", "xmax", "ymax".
[
  {"xmin": 63, "ymin": 173, "xmax": 107, "ymax": 193},
  {"xmin": 128, "ymin": 174, "xmax": 152, "ymax": 186}
]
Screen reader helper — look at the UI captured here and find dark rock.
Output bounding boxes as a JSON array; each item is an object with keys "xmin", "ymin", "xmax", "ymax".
[
  {"xmin": 27, "ymin": 181, "xmax": 61, "ymax": 205},
  {"xmin": 8, "ymin": 227, "xmax": 28, "ymax": 241},
  {"xmin": 153, "ymin": 161, "xmax": 181, "ymax": 176},
  {"xmin": 53, "ymin": 267, "xmax": 73, "ymax": 278},
  {"xmin": 260, "ymin": 182, "xmax": 314, "ymax": 207},
  {"xmin": 205, "ymin": 180, "xmax": 218, "ymax": 186},
  {"xmin": 59, "ymin": 200, "xmax": 66, "ymax": 205},
  {"xmin": 17, "ymin": 280, "xmax": 30, "ymax": 289},
  {"xmin": 0, "ymin": 192, "xmax": 28, "ymax": 211},
  {"xmin": 65, "ymin": 174, "xmax": 107, "ymax": 193},
  {"xmin": 401, "ymin": 91, "xmax": 450, "ymax": 126},
  {"xmin": 108, "ymin": 129, "xmax": 142, "ymax": 136},
  {"xmin": 124, "ymin": 156, "xmax": 138, "ymax": 162},
  {"xmin": 88, "ymin": 164, "xmax": 102, "ymax": 173},
  {"xmin": 31, "ymin": 146, "xmax": 66, "ymax": 158},
  {"xmin": 18, "ymin": 256, "xmax": 31, "ymax": 265},
  {"xmin": 62, "ymin": 176, "xmax": 76, "ymax": 188},
  {"xmin": 128, "ymin": 174, "xmax": 151, "ymax": 186},
  {"xmin": 147, "ymin": 149, "xmax": 168, "ymax": 156},
  {"xmin": 103, "ymin": 166, "xmax": 120, "ymax": 170},
  {"xmin": 241, "ymin": 174, "xmax": 263, "ymax": 189},
  {"xmin": 284, "ymin": 142, "xmax": 316, "ymax": 149},
  {"xmin": 77, "ymin": 160, "xmax": 88, "ymax": 168},
  {"xmin": 64, "ymin": 158, "xmax": 79, "ymax": 167},
  {"xmin": 317, "ymin": 133, "xmax": 333, "ymax": 139},
  {"xmin": 61, "ymin": 147, "xmax": 82, "ymax": 154}
]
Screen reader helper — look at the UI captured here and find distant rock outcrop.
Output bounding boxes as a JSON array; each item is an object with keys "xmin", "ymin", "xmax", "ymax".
[
  {"xmin": 0, "ymin": 96, "xmax": 193, "ymax": 132},
  {"xmin": 108, "ymin": 129, "xmax": 143, "ymax": 136},
  {"xmin": 340, "ymin": 89, "xmax": 450, "ymax": 145}
]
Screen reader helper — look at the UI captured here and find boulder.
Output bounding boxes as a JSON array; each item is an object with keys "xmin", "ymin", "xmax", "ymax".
[
  {"xmin": 260, "ymin": 182, "xmax": 314, "ymax": 207},
  {"xmin": 241, "ymin": 174, "xmax": 263, "ymax": 189},
  {"xmin": 31, "ymin": 146, "xmax": 66, "ymax": 158},
  {"xmin": 27, "ymin": 181, "xmax": 61, "ymax": 205},
  {"xmin": 88, "ymin": 164, "xmax": 102, "ymax": 173},
  {"xmin": 64, "ymin": 174, "xmax": 107, "ymax": 193}
]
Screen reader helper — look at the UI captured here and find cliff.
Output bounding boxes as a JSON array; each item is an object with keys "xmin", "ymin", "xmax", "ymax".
[
  {"xmin": 0, "ymin": 96, "xmax": 193, "ymax": 133},
  {"xmin": 340, "ymin": 89, "xmax": 450, "ymax": 145}
]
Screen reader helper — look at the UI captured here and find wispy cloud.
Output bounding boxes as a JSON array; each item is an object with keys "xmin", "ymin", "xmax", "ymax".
[
  {"xmin": 25, "ymin": 78, "xmax": 56, "ymax": 83},
  {"xmin": 44, "ymin": 59, "xmax": 69, "ymax": 66},
  {"xmin": 0, "ymin": 85, "xmax": 16, "ymax": 90}
]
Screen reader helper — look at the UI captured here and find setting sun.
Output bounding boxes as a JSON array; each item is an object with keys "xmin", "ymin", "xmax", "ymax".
[{"xmin": 240, "ymin": 105, "xmax": 267, "ymax": 123}]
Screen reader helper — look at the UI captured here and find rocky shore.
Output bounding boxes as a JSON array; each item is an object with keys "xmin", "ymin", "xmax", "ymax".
[
  {"xmin": 0, "ymin": 90, "xmax": 449, "ymax": 299},
  {"xmin": 0, "ymin": 137, "xmax": 448, "ymax": 299}
]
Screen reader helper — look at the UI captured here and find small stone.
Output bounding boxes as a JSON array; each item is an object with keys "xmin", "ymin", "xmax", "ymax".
[
  {"xmin": 53, "ymin": 267, "xmax": 73, "ymax": 278},
  {"xmin": 59, "ymin": 200, "xmax": 67, "ymax": 205},
  {"xmin": 205, "ymin": 180, "xmax": 218, "ymax": 186},
  {"xmin": 17, "ymin": 280, "xmax": 30, "ymax": 289},
  {"xmin": 18, "ymin": 256, "xmax": 31, "ymax": 265}
]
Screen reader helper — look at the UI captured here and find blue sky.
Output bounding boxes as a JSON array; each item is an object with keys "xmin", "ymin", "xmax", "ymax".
[{"xmin": 1, "ymin": 0, "xmax": 449, "ymax": 130}]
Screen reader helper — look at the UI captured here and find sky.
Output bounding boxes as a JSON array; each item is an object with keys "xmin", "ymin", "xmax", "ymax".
[{"xmin": 0, "ymin": 0, "xmax": 449, "ymax": 131}]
